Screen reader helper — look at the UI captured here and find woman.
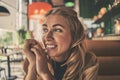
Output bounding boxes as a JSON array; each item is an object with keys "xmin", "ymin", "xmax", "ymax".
[{"xmin": 23, "ymin": 7, "xmax": 99, "ymax": 80}]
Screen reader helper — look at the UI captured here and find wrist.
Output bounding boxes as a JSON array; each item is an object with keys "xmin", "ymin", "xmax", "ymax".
[
  {"xmin": 25, "ymin": 63, "xmax": 37, "ymax": 80},
  {"xmin": 29, "ymin": 60, "xmax": 36, "ymax": 65},
  {"xmin": 40, "ymin": 72, "xmax": 55, "ymax": 80}
]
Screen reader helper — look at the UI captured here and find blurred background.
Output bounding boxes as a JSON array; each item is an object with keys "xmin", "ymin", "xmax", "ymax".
[{"xmin": 0, "ymin": 0, "xmax": 120, "ymax": 80}]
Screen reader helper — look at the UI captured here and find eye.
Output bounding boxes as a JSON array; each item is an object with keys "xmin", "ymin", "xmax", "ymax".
[
  {"xmin": 53, "ymin": 28, "xmax": 62, "ymax": 32},
  {"xmin": 43, "ymin": 28, "xmax": 48, "ymax": 33}
]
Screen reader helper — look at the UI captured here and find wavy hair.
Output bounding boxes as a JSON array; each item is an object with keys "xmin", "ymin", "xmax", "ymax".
[
  {"xmin": 45, "ymin": 7, "xmax": 87, "ymax": 80},
  {"xmin": 23, "ymin": 7, "xmax": 98, "ymax": 80}
]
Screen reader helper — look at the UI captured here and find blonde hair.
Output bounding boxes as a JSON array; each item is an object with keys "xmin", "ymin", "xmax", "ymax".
[
  {"xmin": 45, "ymin": 7, "xmax": 88, "ymax": 80},
  {"xmin": 23, "ymin": 7, "xmax": 98, "ymax": 80}
]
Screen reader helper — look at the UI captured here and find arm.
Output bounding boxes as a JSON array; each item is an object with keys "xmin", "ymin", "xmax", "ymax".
[
  {"xmin": 23, "ymin": 58, "xmax": 37, "ymax": 80},
  {"xmin": 22, "ymin": 39, "xmax": 37, "ymax": 80},
  {"xmin": 25, "ymin": 63, "xmax": 37, "ymax": 80},
  {"xmin": 31, "ymin": 45, "xmax": 55, "ymax": 80},
  {"xmin": 23, "ymin": 58, "xmax": 53, "ymax": 80},
  {"xmin": 23, "ymin": 39, "xmax": 55, "ymax": 80}
]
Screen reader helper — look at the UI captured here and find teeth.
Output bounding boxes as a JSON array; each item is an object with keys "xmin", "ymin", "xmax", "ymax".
[{"xmin": 46, "ymin": 45, "xmax": 55, "ymax": 48}]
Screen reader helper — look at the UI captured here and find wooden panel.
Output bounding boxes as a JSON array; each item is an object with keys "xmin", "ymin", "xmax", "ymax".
[
  {"xmin": 86, "ymin": 40, "xmax": 120, "ymax": 76},
  {"xmin": 86, "ymin": 40, "xmax": 120, "ymax": 56},
  {"xmin": 98, "ymin": 57, "xmax": 120, "ymax": 75}
]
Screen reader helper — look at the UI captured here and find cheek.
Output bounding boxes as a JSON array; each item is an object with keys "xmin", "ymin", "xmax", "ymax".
[{"xmin": 56, "ymin": 34, "xmax": 72, "ymax": 48}]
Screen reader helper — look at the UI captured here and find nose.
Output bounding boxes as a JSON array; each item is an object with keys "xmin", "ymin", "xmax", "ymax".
[{"xmin": 44, "ymin": 31, "xmax": 54, "ymax": 41}]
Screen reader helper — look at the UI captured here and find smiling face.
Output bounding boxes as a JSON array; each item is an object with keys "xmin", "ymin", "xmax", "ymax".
[{"xmin": 42, "ymin": 15, "xmax": 72, "ymax": 62}]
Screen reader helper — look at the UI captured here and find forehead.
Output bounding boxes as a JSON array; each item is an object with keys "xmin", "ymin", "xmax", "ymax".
[{"xmin": 44, "ymin": 14, "xmax": 69, "ymax": 26}]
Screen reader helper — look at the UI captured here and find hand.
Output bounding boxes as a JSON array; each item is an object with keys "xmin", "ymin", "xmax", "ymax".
[
  {"xmin": 23, "ymin": 39, "xmax": 37, "ymax": 64},
  {"xmin": 33, "ymin": 47, "xmax": 55, "ymax": 80},
  {"xmin": 30, "ymin": 43, "xmax": 50, "ymax": 76},
  {"xmin": 31, "ymin": 42, "xmax": 55, "ymax": 79},
  {"xmin": 23, "ymin": 39, "xmax": 54, "ymax": 79}
]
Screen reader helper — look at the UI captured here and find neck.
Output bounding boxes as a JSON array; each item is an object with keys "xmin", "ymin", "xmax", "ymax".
[{"xmin": 51, "ymin": 52, "xmax": 70, "ymax": 62}]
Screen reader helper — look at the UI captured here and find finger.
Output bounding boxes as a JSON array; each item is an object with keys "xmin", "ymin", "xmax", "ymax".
[
  {"xmin": 23, "ymin": 39, "xmax": 38, "ymax": 55},
  {"xmin": 34, "ymin": 40, "xmax": 47, "ymax": 53},
  {"xmin": 31, "ymin": 47, "xmax": 42, "ymax": 57},
  {"xmin": 40, "ymin": 41, "xmax": 45, "ymax": 49},
  {"xmin": 41, "ymin": 39, "xmax": 48, "ymax": 53},
  {"xmin": 22, "ymin": 48, "xmax": 34, "ymax": 55},
  {"xmin": 33, "ymin": 44, "xmax": 47, "ymax": 55},
  {"xmin": 22, "ymin": 49, "xmax": 35, "ymax": 58},
  {"xmin": 34, "ymin": 44, "xmax": 43, "ymax": 51},
  {"xmin": 24, "ymin": 39, "xmax": 37, "ymax": 49}
]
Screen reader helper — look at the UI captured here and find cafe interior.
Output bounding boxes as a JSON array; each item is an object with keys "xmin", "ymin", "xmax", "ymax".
[{"xmin": 0, "ymin": 0, "xmax": 120, "ymax": 80}]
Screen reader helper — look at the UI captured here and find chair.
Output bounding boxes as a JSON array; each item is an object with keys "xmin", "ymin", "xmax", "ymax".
[
  {"xmin": 0, "ymin": 56, "xmax": 7, "ymax": 80},
  {"xmin": 0, "ymin": 66, "xmax": 7, "ymax": 80},
  {"xmin": 87, "ymin": 40, "xmax": 120, "ymax": 80}
]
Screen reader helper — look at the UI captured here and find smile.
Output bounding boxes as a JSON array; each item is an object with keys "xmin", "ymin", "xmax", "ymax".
[{"xmin": 46, "ymin": 44, "xmax": 57, "ymax": 49}]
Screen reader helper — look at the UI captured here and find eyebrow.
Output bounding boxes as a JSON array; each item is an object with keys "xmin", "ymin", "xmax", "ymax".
[
  {"xmin": 42, "ymin": 23, "xmax": 65, "ymax": 28},
  {"xmin": 42, "ymin": 24, "xmax": 47, "ymax": 27},
  {"xmin": 53, "ymin": 24, "xmax": 65, "ymax": 28}
]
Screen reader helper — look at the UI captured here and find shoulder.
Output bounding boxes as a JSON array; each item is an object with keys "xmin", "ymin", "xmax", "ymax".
[{"xmin": 84, "ymin": 52, "xmax": 99, "ymax": 70}]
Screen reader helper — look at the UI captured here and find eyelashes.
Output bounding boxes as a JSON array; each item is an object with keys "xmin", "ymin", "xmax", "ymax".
[
  {"xmin": 43, "ymin": 28, "xmax": 48, "ymax": 33},
  {"xmin": 53, "ymin": 28, "xmax": 63, "ymax": 32},
  {"xmin": 42, "ymin": 28, "xmax": 63, "ymax": 33}
]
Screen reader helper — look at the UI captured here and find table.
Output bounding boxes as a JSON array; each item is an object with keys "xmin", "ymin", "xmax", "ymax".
[{"xmin": 0, "ymin": 52, "xmax": 18, "ymax": 80}]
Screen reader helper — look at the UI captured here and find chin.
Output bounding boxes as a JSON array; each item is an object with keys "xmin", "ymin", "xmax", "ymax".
[{"xmin": 47, "ymin": 52, "xmax": 55, "ymax": 57}]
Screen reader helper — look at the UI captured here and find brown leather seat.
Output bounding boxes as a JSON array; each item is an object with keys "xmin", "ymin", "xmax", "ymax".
[{"xmin": 86, "ymin": 40, "xmax": 120, "ymax": 80}]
